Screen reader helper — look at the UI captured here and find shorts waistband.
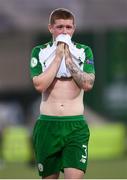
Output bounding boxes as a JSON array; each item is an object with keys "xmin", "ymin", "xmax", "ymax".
[{"xmin": 38, "ymin": 114, "xmax": 85, "ymax": 121}]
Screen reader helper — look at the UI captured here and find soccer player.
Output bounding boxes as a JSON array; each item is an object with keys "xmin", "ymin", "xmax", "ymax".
[{"xmin": 30, "ymin": 8, "xmax": 95, "ymax": 179}]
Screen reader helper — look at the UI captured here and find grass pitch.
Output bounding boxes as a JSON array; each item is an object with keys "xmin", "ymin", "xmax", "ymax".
[{"xmin": 0, "ymin": 158, "xmax": 127, "ymax": 179}]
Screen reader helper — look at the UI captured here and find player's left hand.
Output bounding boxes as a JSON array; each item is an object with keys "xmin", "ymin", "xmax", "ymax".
[{"xmin": 65, "ymin": 44, "xmax": 72, "ymax": 65}]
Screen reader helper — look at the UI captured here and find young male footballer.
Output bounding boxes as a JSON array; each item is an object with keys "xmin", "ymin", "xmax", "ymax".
[{"xmin": 30, "ymin": 8, "xmax": 95, "ymax": 179}]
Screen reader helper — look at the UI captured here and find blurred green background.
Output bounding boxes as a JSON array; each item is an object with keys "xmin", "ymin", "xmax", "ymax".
[{"xmin": 0, "ymin": 0, "xmax": 127, "ymax": 179}]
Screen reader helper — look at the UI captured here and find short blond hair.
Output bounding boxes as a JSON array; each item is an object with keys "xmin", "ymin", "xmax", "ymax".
[{"xmin": 49, "ymin": 8, "xmax": 75, "ymax": 25}]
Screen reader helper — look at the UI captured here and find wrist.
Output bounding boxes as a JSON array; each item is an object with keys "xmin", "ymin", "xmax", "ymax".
[
  {"xmin": 54, "ymin": 56, "xmax": 62, "ymax": 63},
  {"xmin": 66, "ymin": 57, "xmax": 72, "ymax": 64}
]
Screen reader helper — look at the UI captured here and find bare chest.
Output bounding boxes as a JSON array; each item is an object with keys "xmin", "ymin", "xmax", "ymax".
[{"xmin": 43, "ymin": 77, "xmax": 82, "ymax": 101}]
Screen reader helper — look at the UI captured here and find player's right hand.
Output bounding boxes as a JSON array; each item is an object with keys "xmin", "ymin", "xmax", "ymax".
[{"xmin": 56, "ymin": 42, "xmax": 65, "ymax": 60}]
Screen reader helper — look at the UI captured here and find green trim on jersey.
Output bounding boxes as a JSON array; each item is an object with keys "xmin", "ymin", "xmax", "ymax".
[{"xmin": 75, "ymin": 43, "xmax": 95, "ymax": 74}]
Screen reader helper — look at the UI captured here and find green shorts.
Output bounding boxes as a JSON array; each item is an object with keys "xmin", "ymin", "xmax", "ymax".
[{"xmin": 32, "ymin": 114, "xmax": 90, "ymax": 178}]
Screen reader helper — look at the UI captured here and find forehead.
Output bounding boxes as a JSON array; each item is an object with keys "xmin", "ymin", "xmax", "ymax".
[{"xmin": 53, "ymin": 19, "xmax": 74, "ymax": 26}]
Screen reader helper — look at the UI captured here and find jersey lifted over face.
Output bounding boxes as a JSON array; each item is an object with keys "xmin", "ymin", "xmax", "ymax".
[{"xmin": 30, "ymin": 41, "xmax": 95, "ymax": 78}]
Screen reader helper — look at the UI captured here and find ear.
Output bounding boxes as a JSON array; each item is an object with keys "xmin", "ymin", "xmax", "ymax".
[
  {"xmin": 72, "ymin": 24, "xmax": 76, "ymax": 34},
  {"xmin": 48, "ymin": 24, "xmax": 53, "ymax": 34}
]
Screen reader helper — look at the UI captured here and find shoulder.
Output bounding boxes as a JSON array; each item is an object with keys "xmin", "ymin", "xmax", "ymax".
[
  {"xmin": 31, "ymin": 41, "xmax": 52, "ymax": 55},
  {"xmin": 73, "ymin": 42, "xmax": 94, "ymax": 60},
  {"xmin": 74, "ymin": 42, "xmax": 94, "ymax": 59},
  {"xmin": 74, "ymin": 42, "xmax": 92, "ymax": 51}
]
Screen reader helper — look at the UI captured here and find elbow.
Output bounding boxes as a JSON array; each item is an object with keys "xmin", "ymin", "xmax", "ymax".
[
  {"xmin": 33, "ymin": 76, "xmax": 46, "ymax": 93},
  {"xmin": 83, "ymin": 83, "xmax": 94, "ymax": 92},
  {"xmin": 82, "ymin": 73, "xmax": 95, "ymax": 91},
  {"xmin": 34, "ymin": 83, "xmax": 48, "ymax": 93},
  {"xmin": 34, "ymin": 84, "xmax": 46, "ymax": 93}
]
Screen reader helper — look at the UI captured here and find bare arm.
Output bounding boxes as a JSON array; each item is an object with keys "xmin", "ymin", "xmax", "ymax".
[
  {"xmin": 65, "ymin": 45, "xmax": 95, "ymax": 91},
  {"xmin": 33, "ymin": 43, "xmax": 64, "ymax": 92}
]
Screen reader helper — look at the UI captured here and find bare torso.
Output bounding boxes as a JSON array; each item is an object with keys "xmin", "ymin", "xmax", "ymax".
[{"xmin": 40, "ymin": 77, "xmax": 84, "ymax": 116}]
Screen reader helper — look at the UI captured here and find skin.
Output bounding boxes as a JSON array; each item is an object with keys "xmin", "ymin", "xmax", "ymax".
[{"xmin": 32, "ymin": 18, "xmax": 95, "ymax": 179}]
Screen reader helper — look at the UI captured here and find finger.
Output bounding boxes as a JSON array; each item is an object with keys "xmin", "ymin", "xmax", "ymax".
[
  {"xmin": 57, "ymin": 42, "xmax": 65, "ymax": 46},
  {"xmin": 66, "ymin": 43, "xmax": 69, "ymax": 47},
  {"xmin": 65, "ymin": 44, "xmax": 68, "ymax": 49},
  {"xmin": 65, "ymin": 45, "xmax": 70, "ymax": 53}
]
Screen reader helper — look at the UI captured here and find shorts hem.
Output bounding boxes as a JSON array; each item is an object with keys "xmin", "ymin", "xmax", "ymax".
[{"xmin": 39, "ymin": 170, "xmax": 60, "ymax": 178}]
